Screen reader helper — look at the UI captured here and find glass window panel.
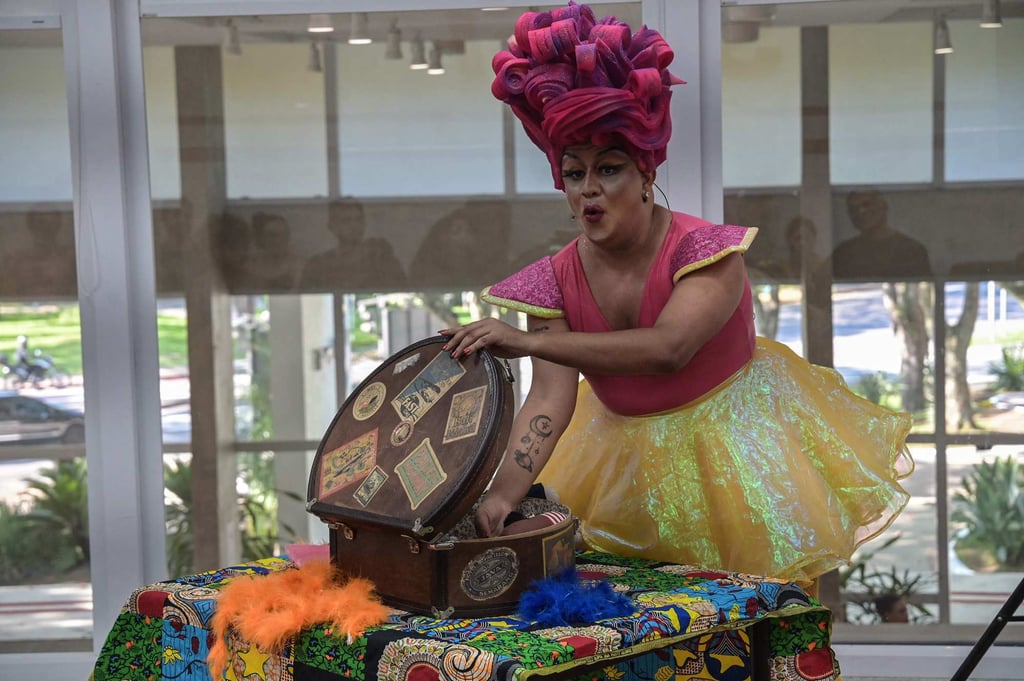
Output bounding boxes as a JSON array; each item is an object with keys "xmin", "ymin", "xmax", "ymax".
[
  {"xmin": 338, "ymin": 38, "xmax": 504, "ymax": 197},
  {"xmin": 225, "ymin": 42, "xmax": 327, "ymax": 199},
  {"xmin": 829, "ymin": 22, "xmax": 933, "ymax": 184},
  {"xmin": 946, "ymin": 19, "xmax": 1024, "ymax": 182},
  {"xmin": 830, "ymin": 189, "xmax": 935, "ymax": 282},
  {"xmin": 944, "ymin": 281, "xmax": 1024, "ymax": 626},
  {"xmin": 725, "ymin": 1, "xmax": 1024, "ymax": 641},
  {"xmin": 722, "ymin": 26, "xmax": 801, "ymax": 188},
  {"xmin": 0, "ymin": 40, "xmax": 71, "ymax": 202},
  {"xmin": 947, "ymin": 441, "xmax": 1024, "ymax": 624},
  {"xmin": 515, "ymin": 122, "xmax": 560, "ymax": 194},
  {"xmin": 144, "ymin": 46, "xmax": 181, "ymax": 201},
  {"xmin": 0, "ymin": 27, "xmax": 91, "ymax": 652},
  {"xmin": 832, "ymin": 283, "xmax": 935, "ymax": 421}
]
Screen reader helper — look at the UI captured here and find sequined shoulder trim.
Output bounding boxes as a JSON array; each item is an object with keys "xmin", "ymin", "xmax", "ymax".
[
  {"xmin": 480, "ymin": 257, "xmax": 565, "ymax": 319},
  {"xmin": 671, "ymin": 225, "xmax": 758, "ymax": 283}
]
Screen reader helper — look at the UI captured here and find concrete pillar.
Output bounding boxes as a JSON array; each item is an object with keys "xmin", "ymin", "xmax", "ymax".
[
  {"xmin": 175, "ymin": 45, "xmax": 240, "ymax": 570},
  {"xmin": 269, "ymin": 294, "xmax": 335, "ymax": 545},
  {"xmin": 800, "ymin": 26, "xmax": 840, "ymax": 616}
]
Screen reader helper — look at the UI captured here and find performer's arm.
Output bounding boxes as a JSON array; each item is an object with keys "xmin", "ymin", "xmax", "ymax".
[
  {"xmin": 476, "ymin": 316, "xmax": 579, "ymax": 537},
  {"xmin": 445, "ymin": 253, "xmax": 746, "ymax": 375}
]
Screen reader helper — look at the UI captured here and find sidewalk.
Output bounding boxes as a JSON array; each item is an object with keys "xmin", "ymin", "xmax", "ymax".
[{"xmin": 0, "ymin": 581, "xmax": 92, "ymax": 643}]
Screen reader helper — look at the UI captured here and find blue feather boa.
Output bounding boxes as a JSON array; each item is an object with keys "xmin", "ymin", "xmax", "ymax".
[{"xmin": 517, "ymin": 570, "xmax": 635, "ymax": 627}]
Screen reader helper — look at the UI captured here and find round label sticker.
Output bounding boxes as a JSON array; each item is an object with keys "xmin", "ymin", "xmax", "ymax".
[
  {"xmin": 460, "ymin": 547, "xmax": 519, "ymax": 602},
  {"xmin": 352, "ymin": 382, "xmax": 386, "ymax": 421}
]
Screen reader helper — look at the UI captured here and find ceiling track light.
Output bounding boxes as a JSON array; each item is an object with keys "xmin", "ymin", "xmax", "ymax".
[
  {"xmin": 409, "ymin": 33, "xmax": 428, "ymax": 70},
  {"xmin": 934, "ymin": 16, "xmax": 953, "ymax": 55},
  {"xmin": 720, "ymin": 5, "xmax": 773, "ymax": 44},
  {"xmin": 385, "ymin": 19, "xmax": 403, "ymax": 60},
  {"xmin": 724, "ymin": 5, "xmax": 776, "ymax": 23},
  {"xmin": 307, "ymin": 42, "xmax": 322, "ymax": 73},
  {"xmin": 980, "ymin": 0, "xmax": 1003, "ymax": 28},
  {"xmin": 427, "ymin": 46, "xmax": 445, "ymax": 75},
  {"xmin": 307, "ymin": 13, "xmax": 334, "ymax": 34},
  {"xmin": 349, "ymin": 12, "xmax": 372, "ymax": 45},
  {"xmin": 722, "ymin": 20, "xmax": 760, "ymax": 44},
  {"xmin": 224, "ymin": 19, "xmax": 241, "ymax": 56}
]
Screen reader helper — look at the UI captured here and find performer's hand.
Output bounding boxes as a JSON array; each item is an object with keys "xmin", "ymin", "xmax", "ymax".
[
  {"xmin": 476, "ymin": 493, "xmax": 514, "ymax": 538},
  {"xmin": 439, "ymin": 318, "xmax": 529, "ymax": 360}
]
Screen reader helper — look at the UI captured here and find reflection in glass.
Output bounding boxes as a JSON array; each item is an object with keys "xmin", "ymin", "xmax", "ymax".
[
  {"xmin": 0, "ymin": 27, "xmax": 91, "ymax": 650},
  {"xmin": 724, "ymin": 2, "xmax": 1023, "ymax": 635}
]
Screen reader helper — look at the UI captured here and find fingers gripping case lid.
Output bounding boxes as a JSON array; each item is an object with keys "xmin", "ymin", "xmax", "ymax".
[{"xmin": 307, "ymin": 336, "xmax": 515, "ymax": 543}]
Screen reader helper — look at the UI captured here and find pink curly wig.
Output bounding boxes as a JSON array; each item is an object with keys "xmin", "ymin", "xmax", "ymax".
[{"xmin": 491, "ymin": 2, "xmax": 685, "ymax": 190}]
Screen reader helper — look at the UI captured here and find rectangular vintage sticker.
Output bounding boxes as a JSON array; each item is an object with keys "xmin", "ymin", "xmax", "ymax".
[
  {"xmin": 443, "ymin": 385, "xmax": 487, "ymax": 444},
  {"xmin": 353, "ymin": 466, "xmax": 388, "ymax": 507},
  {"xmin": 390, "ymin": 351, "xmax": 466, "ymax": 424},
  {"xmin": 319, "ymin": 428, "xmax": 378, "ymax": 500},
  {"xmin": 395, "ymin": 438, "xmax": 447, "ymax": 510}
]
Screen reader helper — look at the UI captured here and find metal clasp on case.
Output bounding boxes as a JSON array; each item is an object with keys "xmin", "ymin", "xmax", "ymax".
[
  {"xmin": 500, "ymin": 359, "xmax": 515, "ymax": 384},
  {"xmin": 329, "ymin": 522, "xmax": 355, "ymax": 540},
  {"xmin": 402, "ymin": 535, "xmax": 422, "ymax": 554},
  {"xmin": 431, "ymin": 605, "xmax": 455, "ymax": 619},
  {"xmin": 410, "ymin": 518, "xmax": 433, "ymax": 536}
]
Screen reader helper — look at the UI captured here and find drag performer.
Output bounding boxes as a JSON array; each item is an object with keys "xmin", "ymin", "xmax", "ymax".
[{"xmin": 440, "ymin": 2, "xmax": 913, "ymax": 584}]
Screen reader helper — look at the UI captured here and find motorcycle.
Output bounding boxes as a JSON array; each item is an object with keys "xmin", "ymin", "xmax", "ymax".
[{"xmin": 1, "ymin": 336, "xmax": 71, "ymax": 389}]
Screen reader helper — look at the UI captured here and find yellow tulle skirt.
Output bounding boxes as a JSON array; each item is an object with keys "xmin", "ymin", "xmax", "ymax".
[{"xmin": 538, "ymin": 337, "xmax": 914, "ymax": 583}]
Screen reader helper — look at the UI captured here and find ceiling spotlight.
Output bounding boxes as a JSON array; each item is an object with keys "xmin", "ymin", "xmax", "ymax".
[
  {"xmin": 224, "ymin": 19, "xmax": 242, "ymax": 56},
  {"xmin": 934, "ymin": 16, "xmax": 953, "ymax": 55},
  {"xmin": 307, "ymin": 42, "xmax": 322, "ymax": 73},
  {"xmin": 307, "ymin": 13, "xmax": 334, "ymax": 34},
  {"xmin": 409, "ymin": 33, "xmax": 428, "ymax": 70},
  {"xmin": 427, "ymin": 47, "xmax": 445, "ymax": 75},
  {"xmin": 722, "ymin": 21, "xmax": 760, "ymax": 43},
  {"xmin": 385, "ymin": 20, "xmax": 403, "ymax": 60},
  {"xmin": 980, "ymin": 0, "xmax": 1003, "ymax": 28},
  {"xmin": 724, "ymin": 5, "xmax": 776, "ymax": 22},
  {"xmin": 348, "ymin": 12, "xmax": 372, "ymax": 45}
]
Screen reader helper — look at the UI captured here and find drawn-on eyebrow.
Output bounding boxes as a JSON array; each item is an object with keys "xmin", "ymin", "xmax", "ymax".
[{"xmin": 562, "ymin": 145, "xmax": 628, "ymax": 161}]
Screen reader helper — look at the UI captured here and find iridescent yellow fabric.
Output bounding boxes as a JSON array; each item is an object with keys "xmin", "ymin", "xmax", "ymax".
[{"xmin": 538, "ymin": 337, "xmax": 914, "ymax": 583}]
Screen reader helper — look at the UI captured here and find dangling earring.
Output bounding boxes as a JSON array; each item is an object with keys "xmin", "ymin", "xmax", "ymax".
[
  {"xmin": 570, "ymin": 214, "xmax": 576, "ymax": 220},
  {"xmin": 642, "ymin": 190, "xmax": 650, "ymax": 203}
]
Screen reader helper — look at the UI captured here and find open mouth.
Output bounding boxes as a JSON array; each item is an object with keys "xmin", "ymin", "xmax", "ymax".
[{"xmin": 583, "ymin": 206, "xmax": 604, "ymax": 220}]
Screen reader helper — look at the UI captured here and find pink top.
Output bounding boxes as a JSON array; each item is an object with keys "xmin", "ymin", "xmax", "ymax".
[{"xmin": 483, "ymin": 211, "xmax": 758, "ymax": 416}]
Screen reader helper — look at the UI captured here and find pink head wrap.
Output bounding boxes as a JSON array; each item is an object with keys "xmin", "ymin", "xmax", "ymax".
[{"xmin": 491, "ymin": 2, "xmax": 685, "ymax": 190}]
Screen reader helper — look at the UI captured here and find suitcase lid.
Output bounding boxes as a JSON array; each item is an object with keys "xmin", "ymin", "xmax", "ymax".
[{"xmin": 306, "ymin": 336, "xmax": 514, "ymax": 543}]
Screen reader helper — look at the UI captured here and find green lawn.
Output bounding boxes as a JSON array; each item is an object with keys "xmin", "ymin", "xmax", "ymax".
[
  {"xmin": 0, "ymin": 302, "xmax": 389, "ymax": 376},
  {"xmin": 0, "ymin": 304, "xmax": 189, "ymax": 376}
]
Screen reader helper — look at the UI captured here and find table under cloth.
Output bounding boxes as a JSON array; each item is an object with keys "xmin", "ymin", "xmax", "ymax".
[{"xmin": 91, "ymin": 551, "xmax": 841, "ymax": 681}]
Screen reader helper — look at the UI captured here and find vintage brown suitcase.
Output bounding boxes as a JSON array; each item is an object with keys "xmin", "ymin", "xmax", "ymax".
[{"xmin": 306, "ymin": 336, "xmax": 576, "ymax": 618}]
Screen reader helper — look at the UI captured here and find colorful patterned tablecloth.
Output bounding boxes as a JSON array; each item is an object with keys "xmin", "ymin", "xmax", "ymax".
[{"xmin": 92, "ymin": 552, "xmax": 841, "ymax": 681}]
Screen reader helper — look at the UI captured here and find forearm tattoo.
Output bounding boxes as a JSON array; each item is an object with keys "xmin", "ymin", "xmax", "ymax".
[
  {"xmin": 513, "ymin": 415, "xmax": 553, "ymax": 473},
  {"xmin": 531, "ymin": 325, "xmax": 549, "ymax": 333}
]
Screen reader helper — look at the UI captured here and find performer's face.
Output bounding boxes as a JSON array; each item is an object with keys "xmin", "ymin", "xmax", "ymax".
[{"xmin": 561, "ymin": 144, "xmax": 649, "ymax": 245}]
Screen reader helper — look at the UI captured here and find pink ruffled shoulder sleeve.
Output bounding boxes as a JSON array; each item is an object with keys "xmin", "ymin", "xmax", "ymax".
[
  {"xmin": 480, "ymin": 256, "xmax": 565, "ymax": 319},
  {"xmin": 671, "ymin": 224, "xmax": 758, "ymax": 283}
]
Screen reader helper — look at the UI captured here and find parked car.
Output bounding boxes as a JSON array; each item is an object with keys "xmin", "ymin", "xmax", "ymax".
[{"xmin": 0, "ymin": 391, "xmax": 85, "ymax": 445}]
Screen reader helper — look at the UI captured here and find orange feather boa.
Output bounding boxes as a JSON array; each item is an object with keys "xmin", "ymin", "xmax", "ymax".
[{"xmin": 207, "ymin": 559, "xmax": 389, "ymax": 676}]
